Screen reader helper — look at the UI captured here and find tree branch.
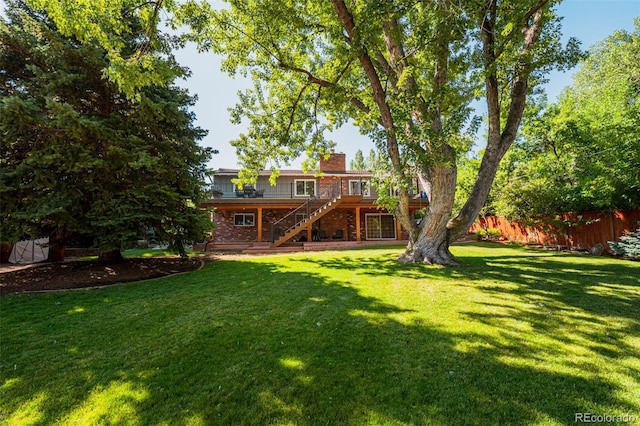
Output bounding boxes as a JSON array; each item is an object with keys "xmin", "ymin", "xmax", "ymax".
[
  {"xmin": 277, "ymin": 63, "xmax": 332, "ymax": 87},
  {"xmin": 277, "ymin": 61, "xmax": 370, "ymax": 114},
  {"xmin": 501, "ymin": 6, "xmax": 545, "ymax": 142},
  {"xmin": 449, "ymin": 1, "xmax": 551, "ymax": 240},
  {"xmin": 129, "ymin": 0, "xmax": 163, "ymax": 59},
  {"xmin": 481, "ymin": 0, "xmax": 501, "ymax": 143},
  {"xmin": 493, "ymin": 0, "xmax": 551, "ymax": 60},
  {"xmin": 285, "ymin": 83, "xmax": 310, "ymax": 138},
  {"xmin": 331, "ymin": 0, "xmax": 401, "ymax": 166}
]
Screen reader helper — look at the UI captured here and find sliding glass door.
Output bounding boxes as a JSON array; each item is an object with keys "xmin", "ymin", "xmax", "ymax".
[{"xmin": 365, "ymin": 214, "xmax": 396, "ymax": 240}]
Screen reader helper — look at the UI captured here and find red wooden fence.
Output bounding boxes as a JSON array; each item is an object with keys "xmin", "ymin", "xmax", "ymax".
[{"xmin": 469, "ymin": 209, "xmax": 640, "ymax": 250}]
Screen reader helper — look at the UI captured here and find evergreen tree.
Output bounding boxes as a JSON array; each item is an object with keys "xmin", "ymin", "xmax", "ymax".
[
  {"xmin": 349, "ymin": 149, "xmax": 366, "ymax": 171},
  {"xmin": 0, "ymin": 0, "xmax": 212, "ymax": 262},
  {"xmin": 609, "ymin": 224, "xmax": 640, "ymax": 261}
]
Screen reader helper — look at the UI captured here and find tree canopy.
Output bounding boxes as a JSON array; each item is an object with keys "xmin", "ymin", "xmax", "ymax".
[
  {"xmin": 23, "ymin": 0, "xmax": 186, "ymax": 98},
  {"xmin": 0, "ymin": 0, "xmax": 213, "ymax": 261},
  {"xmin": 474, "ymin": 20, "xmax": 640, "ymax": 220},
  {"xmin": 176, "ymin": 0, "xmax": 580, "ymax": 264},
  {"xmin": 14, "ymin": 0, "xmax": 582, "ymax": 265}
]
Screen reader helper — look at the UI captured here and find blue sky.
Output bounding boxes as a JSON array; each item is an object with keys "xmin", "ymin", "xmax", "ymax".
[{"xmin": 170, "ymin": 0, "xmax": 639, "ymax": 170}]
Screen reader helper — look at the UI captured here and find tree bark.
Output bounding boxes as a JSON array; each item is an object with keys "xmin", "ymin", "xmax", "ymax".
[
  {"xmin": 399, "ymin": 163, "xmax": 458, "ymax": 265},
  {"xmin": 98, "ymin": 248, "xmax": 124, "ymax": 264},
  {"xmin": 446, "ymin": 4, "xmax": 545, "ymax": 243},
  {"xmin": 49, "ymin": 245, "xmax": 65, "ymax": 262},
  {"xmin": 48, "ymin": 229, "xmax": 65, "ymax": 262}
]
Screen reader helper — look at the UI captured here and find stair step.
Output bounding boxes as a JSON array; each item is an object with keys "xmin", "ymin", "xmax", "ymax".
[{"xmin": 271, "ymin": 197, "xmax": 343, "ymax": 248}]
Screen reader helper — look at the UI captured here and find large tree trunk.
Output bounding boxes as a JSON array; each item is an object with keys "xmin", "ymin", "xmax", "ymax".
[
  {"xmin": 98, "ymin": 248, "xmax": 124, "ymax": 264},
  {"xmin": 447, "ymin": 135, "xmax": 511, "ymax": 240},
  {"xmin": 48, "ymin": 229, "xmax": 65, "ymax": 262},
  {"xmin": 397, "ymin": 3, "xmax": 544, "ymax": 265},
  {"xmin": 398, "ymin": 164, "xmax": 458, "ymax": 265}
]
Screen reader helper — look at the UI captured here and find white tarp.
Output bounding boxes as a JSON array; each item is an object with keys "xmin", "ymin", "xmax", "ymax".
[{"xmin": 8, "ymin": 237, "xmax": 49, "ymax": 264}]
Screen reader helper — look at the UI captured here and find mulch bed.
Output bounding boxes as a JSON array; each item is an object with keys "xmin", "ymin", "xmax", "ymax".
[{"xmin": 0, "ymin": 256, "xmax": 208, "ymax": 295}]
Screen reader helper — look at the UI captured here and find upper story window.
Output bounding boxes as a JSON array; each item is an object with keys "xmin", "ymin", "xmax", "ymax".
[
  {"xmin": 234, "ymin": 213, "xmax": 255, "ymax": 227},
  {"xmin": 295, "ymin": 179, "xmax": 315, "ymax": 197},
  {"xmin": 349, "ymin": 180, "xmax": 370, "ymax": 196}
]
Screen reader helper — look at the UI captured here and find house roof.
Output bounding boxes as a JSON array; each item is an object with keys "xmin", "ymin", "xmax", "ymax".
[{"xmin": 214, "ymin": 168, "xmax": 372, "ymax": 177}]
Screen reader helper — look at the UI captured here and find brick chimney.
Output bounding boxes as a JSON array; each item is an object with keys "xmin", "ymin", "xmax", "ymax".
[{"xmin": 319, "ymin": 149, "xmax": 346, "ymax": 172}]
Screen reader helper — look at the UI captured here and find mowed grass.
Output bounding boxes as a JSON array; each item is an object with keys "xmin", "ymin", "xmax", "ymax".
[{"xmin": 1, "ymin": 244, "xmax": 639, "ymax": 425}]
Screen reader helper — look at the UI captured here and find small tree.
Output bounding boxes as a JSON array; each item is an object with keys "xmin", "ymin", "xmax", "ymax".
[
  {"xmin": 609, "ymin": 223, "xmax": 640, "ymax": 260},
  {"xmin": 349, "ymin": 150, "xmax": 366, "ymax": 171}
]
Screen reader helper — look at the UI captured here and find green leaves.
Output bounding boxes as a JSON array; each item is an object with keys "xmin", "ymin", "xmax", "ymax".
[
  {"xmin": 25, "ymin": 0, "xmax": 185, "ymax": 98},
  {"xmin": 484, "ymin": 21, "xmax": 640, "ymax": 219},
  {"xmin": 0, "ymin": 1, "xmax": 212, "ymax": 256}
]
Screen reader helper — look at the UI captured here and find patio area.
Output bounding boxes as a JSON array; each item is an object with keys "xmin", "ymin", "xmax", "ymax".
[{"xmin": 193, "ymin": 239, "xmax": 409, "ymax": 254}]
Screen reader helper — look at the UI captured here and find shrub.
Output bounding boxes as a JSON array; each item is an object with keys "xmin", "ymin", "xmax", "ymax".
[
  {"xmin": 487, "ymin": 228, "xmax": 502, "ymax": 240},
  {"xmin": 476, "ymin": 228, "xmax": 502, "ymax": 241},
  {"xmin": 609, "ymin": 223, "xmax": 640, "ymax": 260}
]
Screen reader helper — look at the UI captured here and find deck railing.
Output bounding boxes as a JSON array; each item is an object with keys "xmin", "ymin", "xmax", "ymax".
[{"xmin": 209, "ymin": 178, "xmax": 375, "ymax": 199}]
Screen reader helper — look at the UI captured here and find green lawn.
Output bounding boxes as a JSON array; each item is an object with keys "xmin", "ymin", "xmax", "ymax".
[{"xmin": 1, "ymin": 244, "xmax": 639, "ymax": 425}]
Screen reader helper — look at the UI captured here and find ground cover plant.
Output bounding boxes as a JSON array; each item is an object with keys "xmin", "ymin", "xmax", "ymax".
[{"xmin": 1, "ymin": 244, "xmax": 639, "ymax": 425}]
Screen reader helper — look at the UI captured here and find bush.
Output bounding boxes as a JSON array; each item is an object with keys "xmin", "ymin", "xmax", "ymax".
[
  {"xmin": 609, "ymin": 223, "xmax": 640, "ymax": 260},
  {"xmin": 487, "ymin": 228, "xmax": 502, "ymax": 240},
  {"xmin": 476, "ymin": 228, "xmax": 502, "ymax": 241}
]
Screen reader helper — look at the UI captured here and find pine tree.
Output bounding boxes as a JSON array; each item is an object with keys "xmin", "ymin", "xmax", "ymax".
[
  {"xmin": 0, "ymin": 0, "xmax": 212, "ymax": 262},
  {"xmin": 349, "ymin": 149, "xmax": 366, "ymax": 171}
]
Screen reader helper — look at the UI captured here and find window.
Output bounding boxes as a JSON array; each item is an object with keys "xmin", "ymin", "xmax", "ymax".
[
  {"xmin": 295, "ymin": 179, "xmax": 315, "ymax": 197},
  {"xmin": 349, "ymin": 180, "xmax": 370, "ymax": 196},
  {"xmin": 365, "ymin": 214, "xmax": 396, "ymax": 240},
  {"xmin": 234, "ymin": 213, "xmax": 255, "ymax": 227}
]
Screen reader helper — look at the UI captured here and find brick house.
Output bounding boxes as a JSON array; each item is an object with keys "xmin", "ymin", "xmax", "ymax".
[{"xmin": 200, "ymin": 151, "xmax": 429, "ymax": 249}]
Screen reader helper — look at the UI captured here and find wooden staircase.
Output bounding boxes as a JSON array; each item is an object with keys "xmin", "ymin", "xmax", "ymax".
[{"xmin": 271, "ymin": 197, "xmax": 343, "ymax": 248}]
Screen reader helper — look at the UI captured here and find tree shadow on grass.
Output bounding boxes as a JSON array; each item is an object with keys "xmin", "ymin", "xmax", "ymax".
[{"xmin": 1, "ymin": 251, "xmax": 639, "ymax": 425}]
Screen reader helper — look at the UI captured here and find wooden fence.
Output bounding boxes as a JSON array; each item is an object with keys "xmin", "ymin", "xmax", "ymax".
[{"xmin": 469, "ymin": 209, "xmax": 640, "ymax": 250}]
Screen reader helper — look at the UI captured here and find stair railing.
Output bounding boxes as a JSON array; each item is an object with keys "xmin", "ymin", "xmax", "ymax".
[{"xmin": 271, "ymin": 179, "xmax": 342, "ymax": 242}]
